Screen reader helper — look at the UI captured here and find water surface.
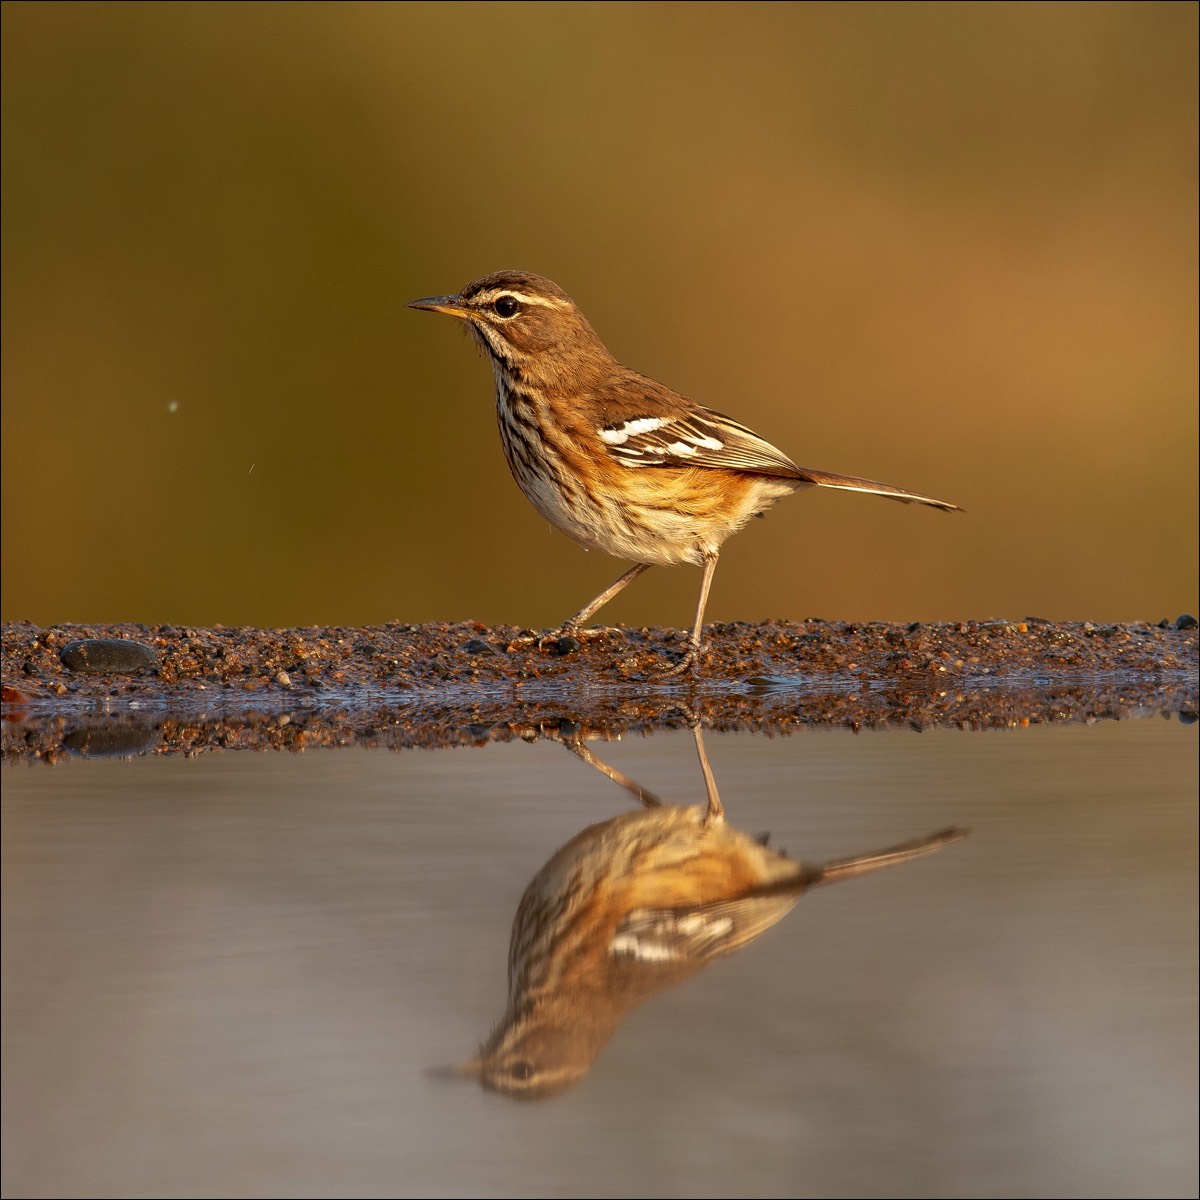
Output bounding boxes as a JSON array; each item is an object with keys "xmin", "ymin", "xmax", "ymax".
[{"xmin": 3, "ymin": 716, "xmax": 1196, "ymax": 1198}]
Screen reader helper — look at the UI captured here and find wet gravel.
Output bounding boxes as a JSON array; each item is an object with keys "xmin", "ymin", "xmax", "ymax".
[
  {"xmin": 2, "ymin": 617, "xmax": 1195, "ymax": 762},
  {"xmin": 4, "ymin": 615, "xmax": 1196, "ymax": 696}
]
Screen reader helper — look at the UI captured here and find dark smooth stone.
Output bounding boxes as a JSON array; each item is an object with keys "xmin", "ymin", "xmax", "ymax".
[
  {"xmin": 59, "ymin": 638, "xmax": 157, "ymax": 675},
  {"xmin": 1176, "ymin": 614, "xmax": 1197, "ymax": 630}
]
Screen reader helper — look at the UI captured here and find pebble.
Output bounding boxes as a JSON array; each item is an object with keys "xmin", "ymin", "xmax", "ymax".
[
  {"xmin": 1176, "ymin": 614, "xmax": 1197, "ymax": 630},
  {"xmin": 59, "ymin": 638, "xmax": 158, "ymax": 675},
  {"xmin": 461, "ymin": 638, "xmax": 496, "ymax": 656},
  {"xmin": 551, "ymin": 636, "xmax": 581, "ymax": 657}
]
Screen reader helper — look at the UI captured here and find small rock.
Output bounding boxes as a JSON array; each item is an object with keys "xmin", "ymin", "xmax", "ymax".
[
  {"xmin": 1176, "ymin": 614, "xmax": 1197, "ymax": 630},
  {"xmin": 550, "ymin": 636, "xmax": 581, "ymax": 657},
  {"xmin": 276, "ymin": 670, "xmax": 293, "ymax": 687},
  {"xmin": 745, "ymin": 675, "xmax": 791, "ymax": 693},
  {"xmin": 461, "ymin": 638, "xmax": 496, "ymax": 656},
  {"xmin": 59, "ymin": 638, "xmax": 157, "ymax": 675}
]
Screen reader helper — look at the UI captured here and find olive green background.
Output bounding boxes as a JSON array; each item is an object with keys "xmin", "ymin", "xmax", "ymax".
[{"xmin": 2, "ymin": 2, "xmax": 1196, "ymax": 629}]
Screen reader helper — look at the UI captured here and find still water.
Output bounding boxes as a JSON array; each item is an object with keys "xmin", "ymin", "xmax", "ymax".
[{"xmin": 3, "ymin": 716, "xmax": 1196, "ymax": 1198}]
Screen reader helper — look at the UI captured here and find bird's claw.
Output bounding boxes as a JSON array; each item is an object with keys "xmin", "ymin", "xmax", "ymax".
[
  {"xmin": 507, "ymin": 625, "xmax": 605, "ymax": 656},
  {"xmin": 653, "ymin": 640, "xmax": 701, "ymax": 679}
]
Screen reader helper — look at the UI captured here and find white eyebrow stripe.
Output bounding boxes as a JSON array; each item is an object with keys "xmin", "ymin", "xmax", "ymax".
[
  {"xmin": 475, "ymin": 289, "xmax": 571, "ymax": 310},
  {"xmin": 599, "ymin": 417, "xmax": 671, "ymax": 445}
]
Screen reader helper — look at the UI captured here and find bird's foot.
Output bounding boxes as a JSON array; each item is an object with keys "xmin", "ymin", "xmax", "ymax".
[
  {"xmin": 653, "ymin": 638, "xmax": 702, "ymax": 679},
  {"xmin": 506, "ymin": 624, "xmax": 606, "ymax": 656}
]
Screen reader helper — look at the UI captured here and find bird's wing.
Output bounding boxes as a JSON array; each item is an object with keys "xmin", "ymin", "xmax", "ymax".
[
  {"xmin": 590, "ymin": 373, "xmax": 961, "ymax": 510},
  {"xmin": 610, "ymin": 894, "xmax": 803, "ymax": 965},
  {"xmin": 592, "ymin": 373, "xmax": 802, "ymax": 476}
]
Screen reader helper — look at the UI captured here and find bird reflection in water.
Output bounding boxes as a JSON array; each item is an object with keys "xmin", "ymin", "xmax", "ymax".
[{"xmin": 449, "ymin": 724, "xmax": 965, "ymax": 1099}]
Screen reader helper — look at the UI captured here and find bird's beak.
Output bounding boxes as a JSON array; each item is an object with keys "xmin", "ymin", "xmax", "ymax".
[{"xmin": 407, "ymin": 293, "xmax": 473, "ymax": 319}]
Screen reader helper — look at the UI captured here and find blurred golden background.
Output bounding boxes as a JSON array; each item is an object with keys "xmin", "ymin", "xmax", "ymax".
[{"xmin": 2, "ymin": 2, "xmax": 1196, "ymax": 630}]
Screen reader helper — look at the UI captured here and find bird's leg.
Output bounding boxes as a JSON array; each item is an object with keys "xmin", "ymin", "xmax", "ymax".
[
  {"xmin": 509, "ymin": 562, "xmax": 651, "ymax": 653},
  {"xmin": 656, "ymin": 553, "xmax": 718, "ymax": 677},
  {"xmin": 560, "ymin": 736, "xmax": 663, "ymax": 809},
  {"xmin": 689, "ymin": 717, "xmax": 725, "ymax": 824},
  {"xmin": 561, "ymin": 562, "xmax": 652, "ymax": 633}
]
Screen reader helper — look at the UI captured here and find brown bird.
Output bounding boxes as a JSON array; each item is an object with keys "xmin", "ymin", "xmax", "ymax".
[
  {"xmin": 449, "ymin": 724, "xmax": 966, "ymax": 1099},
  {"xmin": 409, "ymin": 272, "xmax": 959, "ymax": 674}
]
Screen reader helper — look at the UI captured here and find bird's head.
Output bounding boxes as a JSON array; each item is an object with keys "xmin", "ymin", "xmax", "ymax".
[{"xmin": 408, "ymin": 271, "xmax": 612, "ymax": 388}]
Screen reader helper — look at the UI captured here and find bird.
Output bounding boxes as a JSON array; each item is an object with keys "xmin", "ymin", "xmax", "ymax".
[
  {"xmin": 446, "ymin": 723, "xmax": 966, "ymax": 1099},
  {"xmin": 408, "ymin": 271, "xmax": 960, "ymax": 675}
]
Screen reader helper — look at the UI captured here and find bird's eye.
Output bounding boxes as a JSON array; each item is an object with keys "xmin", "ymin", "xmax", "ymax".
[
  {"xmin": 493, "ymin": 296, "xmax": 521, "ymax": 318},
  {"xmin": 508, "ymin": 1060, "xmax": 534, "ymax": 1082}
]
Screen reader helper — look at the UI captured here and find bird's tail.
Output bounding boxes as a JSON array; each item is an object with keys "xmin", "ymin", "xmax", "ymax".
[
  {"xmin": 811, "ymin": 826, "xmax": 968, "ymax": 885},
  {"xmin": 743, "ymin": 826, "xmax": 966, "ymax": 902},
  {"xmin": 791, "ymin": 467, "xmax": 961, "ymax": 512}
]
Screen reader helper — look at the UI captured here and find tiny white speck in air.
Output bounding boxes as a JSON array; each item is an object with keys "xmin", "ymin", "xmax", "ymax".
[
  {"xmin": 248, "ymin": 464, "xmax": 255, "ymax": 475},
  {"xmin": 167, "ymin": 400, "xmax": 179, "ymax": 413}
]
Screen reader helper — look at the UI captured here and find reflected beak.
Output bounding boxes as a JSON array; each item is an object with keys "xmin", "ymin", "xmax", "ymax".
[
  {"xmin": 425, "ymin": 1057, "xmax": 483, "ymax": 1082},
  {"xmin": 407, "ymin": 293, "xmax": 473, "ymax": 319}
]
